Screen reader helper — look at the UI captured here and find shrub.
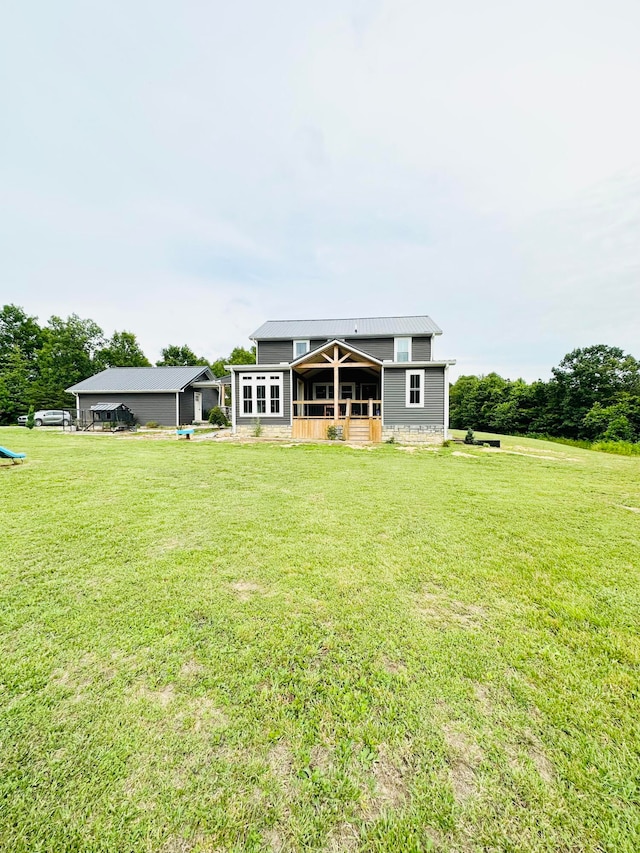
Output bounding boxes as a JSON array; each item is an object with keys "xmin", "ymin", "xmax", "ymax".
[
  {"xmin": 592, "ymin": 440, "xmax": 640, "ymax": 456},
  {"xmin": 26, "ymin": 406, "xmax": 35, "ymax": 431},
  {"xmin": 464, "ymin": 427, "xmax": 475, "ymax": 444},
  {"xmin": 326, "ymin": 425, "xmax": 338, "ymax": 440},
  {"xmin": 253, "ymin": 419, "xmax": 262, "ymax": 437},
  {"xmin": 208, "ymin": 406, "xmax": 229, "ymax": 427},
  {"xmin": 601, "ymin": 415, "xmax": 634, "ymax": 442},
  {"xmin": 145, "ymin": 421, "xmax": 160, "ymax": 429}
]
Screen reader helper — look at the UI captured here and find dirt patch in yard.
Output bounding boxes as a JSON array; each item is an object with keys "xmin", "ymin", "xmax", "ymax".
[
  {"xmin": 309, "ymin": 744, "xmax": 332, "ymax": 772},
  {"xmin": 189, "ymin": 697, "xmax": 228, "ymax": 732},
  {"xmin": 515, "ymin": 729, "xmax": 554, "ymax": 783},
  {"xmin": 501, "ymin": 726, "xmax": 555, "ymax": 785},
  {"xmin": 417, "ymin": 589, "xmax": 487, "ymax": 629},
  {"xmin": 443, "ymin": 722, "xmax": 483, "ymax": 802},
  {"xmin": 268, "ymin": 742, "xmax": 295, "ymax": 794},
  {"xmin": 480, "ymin": 447, "xmax": 580, "ymax": 462},
  {"xmin": 262, "ymin": 827, "xmax": 285, "ymax": 851},
  {"xmin": 473, "ymin": 682, "xmax": 493, "ymax": 716},
  {"xmin": 528, "ymin": 739, "xmax": 554, "ymax": 783},
  {"xmin": 326, "ymin": 822, "xmax": 360, "ymax": 851},
  {"xmin": 230, "ymin": 580, "xmax": 264, "ymax": 601},
  {"xmin": 138, "ymin": 684, "xmax": 175, "ymax": 707},
  {"xmin": 364, "ymin": 745, "xmax": 411, "ymax": 818},
  {"xmin": 180, "ymin": 659, "xmax": 205, "ymax": 679},
  {"xmin": 160, "ymin": 834, "xmax": 220, "ymax": 853},
  {"xmin": 382, "ymin": 656, "xmax": 407, "ymax": 676}
]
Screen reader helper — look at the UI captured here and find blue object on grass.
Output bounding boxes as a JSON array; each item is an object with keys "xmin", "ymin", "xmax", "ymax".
[
  {"xmin": 0, "ymin": 445, "xmax": 26, "ymax": 462},
  {"xmin": 176, "ymin": 428, "xmax": 195, "ymax": 439}
]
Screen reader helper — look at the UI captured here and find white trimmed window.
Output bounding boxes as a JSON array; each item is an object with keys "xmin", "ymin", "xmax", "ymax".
[
  {"xmin": 293, "ymin": 339, "xmax": 310, "ymax": 359},
  {"xmin": 406, "ymin": 370, "xmax": 424, "ymax": 407},
  {"xmin": 395, "ymin": 337, "xmax": 412, "ymax": 362},
  {"xmin": 240, "ymin": 373, "xmax": 284, "ymax": 416}
]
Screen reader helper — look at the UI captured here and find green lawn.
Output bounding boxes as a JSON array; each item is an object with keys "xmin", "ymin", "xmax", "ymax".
[{"xmin": 1, "ymin": 428, "xmax": 639, "ymax": 852}]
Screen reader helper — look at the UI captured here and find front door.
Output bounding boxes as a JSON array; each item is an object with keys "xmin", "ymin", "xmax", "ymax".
[{"xmin": 194, "ymin": 391, "xmax": 203, "ymax": 422}]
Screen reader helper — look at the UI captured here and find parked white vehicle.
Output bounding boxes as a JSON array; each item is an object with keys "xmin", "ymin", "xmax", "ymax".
[{"xmin": 17, "ymin": 410, "xmax": 72, "ymax": 426}]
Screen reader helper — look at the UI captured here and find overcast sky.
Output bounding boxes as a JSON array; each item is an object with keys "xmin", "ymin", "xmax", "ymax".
[{"xmin": 2, "ymin": 0, "xmax": 639, "ymax": 379}]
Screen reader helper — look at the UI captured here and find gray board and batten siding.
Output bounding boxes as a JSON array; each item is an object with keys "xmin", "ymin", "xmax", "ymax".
[
  {"xmin": 410, "ymin": 336, "xmax": 432, "ymax": 361},
  {"xmin": 77, "ymin": 393, "xmax": 178, "ymax": 426},
  {"xmin": 341, "ymin": 336, "xmax": 432, "ymax": 361},
  {"xmin": 179, "ymin": 385, "xmax": 218, "ymax": 424},
  {"xmin": 234, "ymin": 370, "xmax": 292, "ymax": 426},
  {"xmin": 257, "ymin": 336, "xmax": 432, "ymax": 365},
  {"xmin": 382, "ymin": 366, "xmax": 445, "ymax": 426},
  {"xmin": 257, "ymin": 339, "xmax": 326, "ymax": 364}
]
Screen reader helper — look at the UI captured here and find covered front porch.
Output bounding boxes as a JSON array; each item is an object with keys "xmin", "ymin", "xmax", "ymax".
[{"xmin": 291, "ymin": 341, "xmax": 382, "ymax": 442}]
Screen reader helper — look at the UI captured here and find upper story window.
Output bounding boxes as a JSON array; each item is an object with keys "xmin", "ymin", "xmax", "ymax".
[
  {"xmin": 240, "ymin": 373, "xmax": 284, "ymax": 417},
  {"xmin": 394, "ymin": 337, "xmax": 412, "ymax": 362},
  {"xmin": 293, "ymin": 340, "xmax": 310, "ymax": 359}
]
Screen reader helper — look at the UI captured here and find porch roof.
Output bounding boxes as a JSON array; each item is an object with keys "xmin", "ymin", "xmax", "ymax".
[{"xmin": 290, "ymin": 338, "xmax": 383, "ymax": 369}]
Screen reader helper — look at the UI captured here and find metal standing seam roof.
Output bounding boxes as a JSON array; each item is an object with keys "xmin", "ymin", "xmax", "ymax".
[
  {"xmin": 250, "ymin": 315, "xmax": 443, "ymax": 340},
  {"xmin": 66, "ymin": 366, "xmax": 214, "ymax": 394},
  {"xmin": 89, "ymin": 402, "xmax": 129, "ymax": 411}
]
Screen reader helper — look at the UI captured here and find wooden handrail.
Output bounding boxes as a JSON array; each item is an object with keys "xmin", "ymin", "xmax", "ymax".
[
  {"xmin": 293, "ymin": 399, "xmax": 381, "ymax": 405},
  {"xmin": 292, "ymin": 399, "xmax": 382, "ymax": 419}
]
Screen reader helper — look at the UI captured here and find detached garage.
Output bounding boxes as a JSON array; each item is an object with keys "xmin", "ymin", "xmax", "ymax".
[{"xmin": 66, "ymin": 366, "xmax": 225, "ymax": 427}]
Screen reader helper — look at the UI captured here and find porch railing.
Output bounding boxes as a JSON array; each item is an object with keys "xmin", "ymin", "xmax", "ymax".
[{"xmin": 292, "ymin": 399, "xmax": 381, "ymax": 418}]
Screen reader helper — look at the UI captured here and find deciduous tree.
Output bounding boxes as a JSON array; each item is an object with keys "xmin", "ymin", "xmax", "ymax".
[
  {"xmin": 156, "ymin": 345, "xmax": 209, "ymax": 367},
  {"xmin": 96, "ymin": 331, "xmax": 150, "ymax": 369}
]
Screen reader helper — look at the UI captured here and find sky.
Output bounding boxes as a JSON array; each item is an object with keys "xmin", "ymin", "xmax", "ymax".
[{"xmin": 1, "ymin": 0, "xmax": 639, "ymax": 380}]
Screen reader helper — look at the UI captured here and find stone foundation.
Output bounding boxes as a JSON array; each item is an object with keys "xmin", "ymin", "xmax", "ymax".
[
  {"xmin": 382, "ymin": 425, "xmax": 445, "ymax": 445},
  {"xmin": 234, "ymin": 424, "xmax": 293, "ymax": 440},
  {"xmin": 233, "ymin": 422, "xmax": 445, "ymax": 445}
]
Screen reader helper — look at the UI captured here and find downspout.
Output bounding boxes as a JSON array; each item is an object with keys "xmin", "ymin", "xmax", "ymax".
[
  {"xmin": 333, "ymin": 344, "xmax": 339, "ymax": 426},
  {"xmin": 230, "ymin": 368, "xmax": 237, "ymax": 434},
  {"xmin": 443, "ymin": 365, "xmax": 450, "ymax": 440},
  {"xmin": 175, "ymin": 392, "xmax": 180, "ymax": 427},
  {"xmin": 289, "ymin": 368, "xmax": 293, "ymax": 427}
]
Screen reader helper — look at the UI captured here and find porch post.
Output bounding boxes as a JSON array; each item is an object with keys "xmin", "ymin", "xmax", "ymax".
[{"xmin": 333, "ymin": 344, "xmax": 339, "ymax": 425}]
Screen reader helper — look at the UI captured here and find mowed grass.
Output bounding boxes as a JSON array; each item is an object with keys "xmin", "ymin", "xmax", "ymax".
[{"xmin": 1, "ymin": 428, "xmax": 639, "ymax": 853}]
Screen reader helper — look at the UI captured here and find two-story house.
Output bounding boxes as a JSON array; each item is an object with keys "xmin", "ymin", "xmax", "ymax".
[{"xmin": 227, "ymin": 315, "xmax": 455, "ymax": 443}]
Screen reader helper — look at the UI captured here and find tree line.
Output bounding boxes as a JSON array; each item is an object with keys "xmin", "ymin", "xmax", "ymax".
[
  {"xmin": 0, "ymin": 304, "xmax": 255, "ymax": 423},
  {"xmin": 450, "ymin": 345, "xmax": 640, "ymax": 443},
  {"xmin": 3, "ymin": 303, "xmax": 638, "ymax": 443}
]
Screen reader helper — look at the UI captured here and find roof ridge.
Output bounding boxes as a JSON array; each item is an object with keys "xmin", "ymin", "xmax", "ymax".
[{"xmin": 262, "ymin": 314, "xmax": 432, "ymax": 322}]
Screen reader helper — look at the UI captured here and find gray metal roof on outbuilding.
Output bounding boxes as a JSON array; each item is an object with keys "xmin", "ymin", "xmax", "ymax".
[
  {"xmin": 89, "ymin": 402, "xmax": 129, "ymax": 411},
  {"xmin": 250, "ymin": 315, "xmax": 442, "ymax": 340},
  {"xmin": 66, "ymin": 366, "xmax": 213, "ymax": 394}
]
